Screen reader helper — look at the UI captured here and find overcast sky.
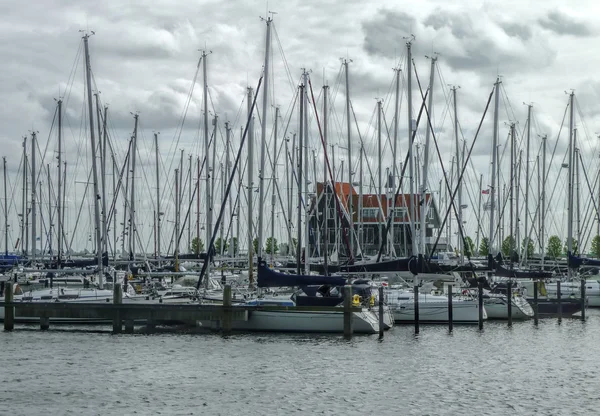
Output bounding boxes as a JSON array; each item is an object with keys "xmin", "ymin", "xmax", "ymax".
[{"xmin": 1, "ymin": 0, "xmax": 599, "ymax": 255}]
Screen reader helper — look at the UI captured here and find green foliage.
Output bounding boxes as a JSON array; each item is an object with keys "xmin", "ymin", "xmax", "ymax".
[
  {"xmin": 591, "ymin": 235, "xmax": 600, "ymax": 258},
  {"xmin": 230, "ymin": 237, "xmax": 238, "ymax": 256},
  {"xmin": 546, "ymin": 235, "xmax": 562, "ymax": 259},
  {"xmin": 190, "ymin": 237, "xmax": 204, "ymax": 255},
  {"xmin": 563, "ymin": 238, "xmax": 579, "ymax": 256},
  {"xmin": 522, "ymin": 237, "xmax": 534, "ymax": 258},
  {"xmin": 215, "ymin": 237, "xmax": 229, "ymax": 254},
  {"xmin": 479, "ymin": 237, "xmax": 489, "ymax": 257},
  {"xmin": 265, "ymin": 237, "xmax": 279, "ymax": 254},
  {"xmin": 252, "ymin": 237, "xmax": 261, "ymax": 255},
  {"xmin": 463, "ymin": 236, "xmax": 475, "ymax": 257},
  {"xmin": 501, "ymin": 235, "xmax": 516, "ymax": 258}
]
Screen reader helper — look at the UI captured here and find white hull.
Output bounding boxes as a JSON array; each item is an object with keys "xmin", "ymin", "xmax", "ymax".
[
  {"xmin": 198, "ymin": 309, "xmax": 379, "ymax": 334},
  {"xmin": 387, "ymin": 289, "xmax": 485, "ymax": 323},
  {"xmin": 484, "ymin": 295, "xmax": 534, "ymax": 320}
]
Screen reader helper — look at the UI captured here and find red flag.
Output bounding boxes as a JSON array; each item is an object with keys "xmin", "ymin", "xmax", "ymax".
[{"xmin": 481, "ymin": 189, "xmax": 490, "ymax": 195}]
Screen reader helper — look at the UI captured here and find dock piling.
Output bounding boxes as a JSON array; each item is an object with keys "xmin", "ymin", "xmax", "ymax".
[
  {"xmin": 40, "ymin": 314, "xmax": 50, "ymax": 330},
  {"xmin": 378, "ymin": 286, "xmax": 384, "ymax": 339},
  {"xmin": 343, "ymin": 285, "xmax": 353, "ymax": 339},
  {"xmin": 507, "ymin": 281, "xmax": 512, "ymax": 326},
  {"xmin": 478, "ymin": 279, "xmax": 484, "ymax": 330},
  {"xmin": 533, "ymin": 281, "xmax": 539, "ymax": 325},
  {"xmin": 581, "ymin": 276, "xmax": 586, "ymax": 321},
  {"xmin": 557, "ymin": 281, "xmax": 562, "ymax": 323},
  {"xmin": 414, "ymin": 283, "xmax": 420, "ymax": 334},
  {"xmin": 448, "ymin": 284, "xmax": 453, "ymax": 332},
  {"xmin": 112, "ymin": 283, "xmax": 122, "ymax": 334},
  {"xmin": 4, "ymin": 282, "xmax": 13, "ymax": 331},
  {"xmin": 222, "ymin": 284, "xmax": 232, "ymax": 335},
  {"xmin": 124, "ymin": 320, "xmax": 134, "ymax": 334}
]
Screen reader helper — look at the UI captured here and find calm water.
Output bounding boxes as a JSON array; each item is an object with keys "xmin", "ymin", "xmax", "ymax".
[{"xmin": 1, "ymin": 311, "xmax": 599, "ymax": 416}]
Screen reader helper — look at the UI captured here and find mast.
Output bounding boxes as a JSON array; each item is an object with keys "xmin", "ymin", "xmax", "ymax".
[
  {"xmin": 296, "ymin": 82, "xmax": 304, "ymax": 275},
  {"xmin": 421, "ymin": 57, "xmax": 436, "ymax": 257},
  {"xmin": 358, "ymin": 145, "xmax": 363, "ymax": 254},
  {"xmin": 258, "ymin": 16, "xmax": 271, "ymax": 262},
  {"xmin": 391, "ymin": 68, "xmax": 400, "ymax": 256},
  {"xmin": 188, "ymin": 154, "xmax": 192, "ymax": 252},
  {"xmin": 524, "ymin": 104, "xmax": 532, "ymax": 263},
  {"xmin": 155, "ymin": 132, "xmax": 161, "ymax": 260},
  {"xmin": 83, "ymin": 34, "xmax": 104, "ymax": 286},
  {"xmin": 303, "ymin": 70, "xmax": 310, "ymax": 274},
  {"xmin": 489, "ymin": 78, "xmax": 500, "ymax": 264},
  {"xmin": 31, "ymin": 131, "xmax": 36, "ymax": 261},
  {"xmin": 203, "ymin": 50, "xmax": 212, "ymax": 277},
  {"xmin": 452, "ymin": 86, "xmax": 463, "ymax": 263},
  {"xmin": 57, "ymin": 99, "xmax": 63, "ymax": 261},
  {"xmin": 509, "ymin": 123, "xmax": 515, "ymax": 267},
  {"xmin": 247, "ymin": 87, "xmax": 255, "ymax": 284},
  {"xmin": 377, "ymin": 99, "xmax": 383, "ymax": 254},
  {"xmin": 226, "ymin": 123, "xmax": 234, "ymax": 258},
  {"xmin": 175, "ymin": 168, "xmax": 180, "ymax": 269},
  {"xmin": 343, "ymin": 59, "xmax": 354, "ymax": 258},
  {"xmin": 22, "ymin": 138, "xmax": 27, "ymax": 256},
  {"xmin": 111, "ymin": 155, "xmax": 116, "ymax": 261},
  {"xmin": 477, "ymin": 173, "xmax": 483, "ymax": 254},
  {"xmin": 128, "ymin": 113, "xmax": 138, "ymax": 261},
  {"xmin": 407, "ymin": 39, "xmax": 417, "ymax": 257},
  {"xmin": 575, "ymin": 131, "xmax": 581, "ymax": 247},
  {"xmin": 285, "ymin": 135, "xmax": 292, "ymax": 253},
  {"xmin": 47, "ymin": 164, "xmax": 52, "ymax": 256},
  {"xmin": 270, "ymin": 107, "xmax": 278, "ymax": 265},
  {"xmin": 101, "ymin": 106, "xmax": 108, "ymax": 258},
  {"xmin": 322, "ymin": 86, "xmax": 329, "ymax": 273},
  {"xmin": 567, "ymin": 92, "xmax": 574, "ymax": 278},
  {"xmin": 3, "ymin": 157, "xmax": 7, "ymax": 256}
]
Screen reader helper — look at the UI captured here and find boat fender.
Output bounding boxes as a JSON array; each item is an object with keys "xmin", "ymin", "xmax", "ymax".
[
  {"xmin": 370, "ymin": 295, "xmax": 375, "ymax": 307},
  {"xmin": 352, "ymin": 294, "xmax": 361, "ymax": 306}
]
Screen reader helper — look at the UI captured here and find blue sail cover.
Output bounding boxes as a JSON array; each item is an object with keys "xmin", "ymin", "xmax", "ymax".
[
  {"xmin": 569, "ymin": 253, "xmax": 600, "ymax": 269},
  {"xmin": 257, "ymin": 261, "xmax": 347, "ymax": 288}
]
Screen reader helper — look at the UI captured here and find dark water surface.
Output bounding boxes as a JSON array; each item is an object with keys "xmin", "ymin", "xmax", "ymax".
[{"xmin": 2, "ymin": 311, "xmax": 599, "ymax": 415}]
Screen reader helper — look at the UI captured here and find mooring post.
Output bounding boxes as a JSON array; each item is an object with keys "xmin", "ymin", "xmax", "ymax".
[
  {"xmin": 223, "ymin": 284, "xmax": 232, "ymax": 335},
  {"xmin": 533, "ymin": 281, "xmax": 539, "ymax": 325},
  {"xmin": 557, "ymin": 280, "xmax": 562, "ymax": 323},
  {"xmin": 124, "ymin": 320, "xmax": 134, "ymax": 334},
  {"xmin": 40, "ymin": 314, "xmax": 50, "ymax": 331},
  {"xmin": 448, "ymin": 284, "xmax": 453, "ymax": 332},
  {"xmin": 343, "ymin": 285, "xmax": 353, "ymax": 339},
  {"xmin": 478, "ymin": 279, "xmax": 484, "ymax": 330},
  {"xmin": 414, "ymin": 282, "xmax": 420, "ymax": 334},
  {"xmin": 378, "ymin": 286, "xmax": 384, "ymax": 339},
  {"xmin": 507, "ymin": 281, "xmax": 513, "ymax": 326},
  {"xmin": 581, "ymin": 276, "xmax": 586, "ymax": 322},
  {"xmin": 4, "ymin": 282, "xmax": 13, "ymax": 331},
  {"xmin": 112, "ymin": 283, "xmax": 123, "ymax": 334}
]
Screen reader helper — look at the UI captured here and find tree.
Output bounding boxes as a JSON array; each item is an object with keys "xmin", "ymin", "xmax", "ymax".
[
  {"xmin": 501, "ymin": 235, "xmax": 516, "ymax": 258},
  {"xmin": 522, "ymin": 237, "xmax": 534, "ymax": 259},
  {"xmin": 563, "ymin": 238, "xmax": 579, "ymax": 256},
  {"xmin": 265, "ymin": 237, "xmax": 279, "ymax": 254},
  {"xmin": 463, "ymin": 236, "xmax": 475, "ymax": 257},
  {"xmin": 546, "ymin": 235, "xmax": 562, "ymax": 259},
  {"xmin": 215, "ymin": 237, "xmax": 229, "ymax": 254},
  {"xmin": 230, "ymin": 237, "xmax": 238, "ymax": 256},
  {"xmin": 479, "ymin": 237, "xmax": 489, "ymax": 257},
  {"xmin": 591, "ymin": 235, "xmax": 600, "ymax": 258},
  {"xmin": 252, "ymin": 237, "xmax": 263, "ymax": 255},
  {"xmin": 190, "ymin": 237, "xmax": 204, "ymax": 255}
]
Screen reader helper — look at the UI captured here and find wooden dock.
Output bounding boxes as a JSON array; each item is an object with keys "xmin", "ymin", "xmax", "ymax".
[{"xmin": 1, "ymin": 284, "xmax": 363, "ymax": 337}]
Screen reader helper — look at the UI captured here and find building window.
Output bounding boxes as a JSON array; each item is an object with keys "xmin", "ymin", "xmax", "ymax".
[
  {"xmin": 363, "ymin": 207, "xmax": 379, "ymax": 219},
  {"xmin": 366, "ymin": 228, "xmax": 374, "ymax": 244}
]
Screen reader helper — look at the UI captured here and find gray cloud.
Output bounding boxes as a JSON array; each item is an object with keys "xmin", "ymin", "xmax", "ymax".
[{"xmin": 538, "ymin": 10, "xmax": 592, "ymax": 37}]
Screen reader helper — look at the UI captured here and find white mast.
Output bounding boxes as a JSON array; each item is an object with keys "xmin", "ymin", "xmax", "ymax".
[
  {"xmin": 489, "ymin": 78, "xmax": 501, "ymax": 261},
  {"xmin": 83, "ymin": 34, "xmax": 103, "ymax": 286},
  {"xmin": 128, "ymin": 113, "xmax": 138, "ymax": 261},
  {"xmin": 421, "ymin": 57, "xmax": 436, "ymax": 256},
  {"xmin": 247, "ymin": 87, "xmax": 255, "ymax": 284},
  {"xmin": 155, "ymin": 132, "xmax": 161, "ymax": 260},
  {"xmin": 567, "ymin": 92, "xmax": 575, "ymax": 278},
  {"xmin": 406, "ymin": 39, "xmax": 417, "ymax": 257},
  {"xmin": 270, "ymin": 107, "xmax": 279, "ymax": 265},
  {"xmin": 343, "ymin": 59, "xmax": 354, "ymax": 258},
  {"xmin": 452, "ymin": 86, "xmax": 463, "ymax": 262},
  {"xmin": 31, "ymin": 131, "xmax": 36, "ymax": 261},
  {"xmin": 524, "ymin": 104, "xmax": 532, "ymax": 263},
  {"xmin": 303, "ymin": 70, "xmax": 310, "ymax": 274},
  {"xmin": 258, "ymin": 16, "xmax": 271, "ymax": 262}
]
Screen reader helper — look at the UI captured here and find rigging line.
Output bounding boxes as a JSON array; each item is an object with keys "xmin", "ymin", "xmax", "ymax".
[
  {"xmin": 307, "ymin": 77, "xmax": 354, "ymax": 263},
  {"xmin": 426, "ymin": 82, "xmax": 495, "ymax": 262},
  {"xmin": 375, "ymin": 87, "xmax": 430, "ymax": 263},
  {"xmin": 197, "ymin": 75, "xmax": 264, "ymax": 289}
]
